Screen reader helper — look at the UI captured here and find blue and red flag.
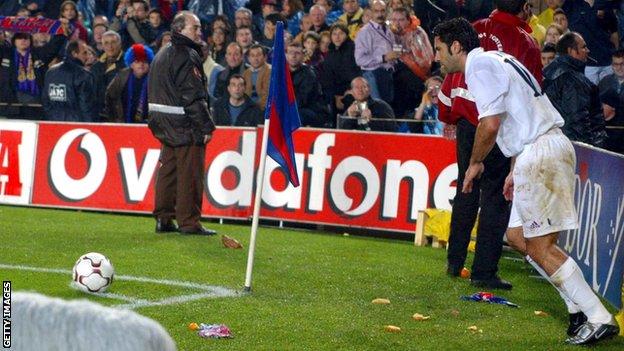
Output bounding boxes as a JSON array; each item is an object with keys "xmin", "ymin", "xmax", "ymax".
[{"xmin": 264, "ymin": 22, "xmax": 302, "ymax": 187}]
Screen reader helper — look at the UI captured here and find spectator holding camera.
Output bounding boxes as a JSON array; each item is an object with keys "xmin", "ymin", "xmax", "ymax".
[
  {"xmin": 344, "ymin": 77, "xmax": 395, "ymax": 132},
  {"xmin": 414, "ymin": 76, "xmax": 443, "ymax": 135}
]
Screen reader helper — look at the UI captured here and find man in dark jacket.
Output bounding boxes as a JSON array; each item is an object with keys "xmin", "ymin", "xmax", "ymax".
[
  {"xmin": 562, "ymin": 0, "xmax": 615, "ymax": 85},
  {"xmin": 214, "ymin": 42, "xmax": 248, "ymax": 99},
  {"xmin": 148, "ymin": 11, "xmax": 217, "ymax": 236},
  {"xmin": 212, "ymin": 74, "xmax": 262, "ymax": 126},
  {"xmin": 286, "ymin": 42, "xmax": 330, "ymax": 128},
  {"xmin": 42, "ymin": 40, "xmax": 97, "ymax": 121},
  {"xmin": 92, "ymin": 30, "xmax": 126, "ymax": 119},
  {"xmin": 543, "ymin": 32, "xmax": 607, "ymax": 148}
]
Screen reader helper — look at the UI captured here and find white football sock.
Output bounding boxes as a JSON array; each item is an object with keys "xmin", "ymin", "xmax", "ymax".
[
  {"xmin": 550, "ymin": 257, "xmax": 612, "ymax": 324},
  {"xmin": 525, "ymin": 255, "xmax": 580, "ymax": 314}
]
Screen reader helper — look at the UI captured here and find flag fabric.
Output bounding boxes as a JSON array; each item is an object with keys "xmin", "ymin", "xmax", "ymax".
[
  {"xmin": 264, "ymin": 21, "xmax": 302, "ymax": 187},
  {"xmin": 0, "ymin": 16, "xmax": 68, "ymax": 35}
]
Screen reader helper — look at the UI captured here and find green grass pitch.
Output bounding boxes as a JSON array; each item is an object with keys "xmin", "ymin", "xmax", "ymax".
[{"xmin": 1, "ymin": 205, "xmax": 622, "ymax": 350}]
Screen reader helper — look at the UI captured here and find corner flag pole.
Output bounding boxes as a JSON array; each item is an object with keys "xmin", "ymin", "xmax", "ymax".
[
  {"xmin": 243, "ymin": 21, "xmax": 300, "ymax": 293},
  {"xmin": 243, "ymin": 118, "xmax": 271, "ymax": 292}
]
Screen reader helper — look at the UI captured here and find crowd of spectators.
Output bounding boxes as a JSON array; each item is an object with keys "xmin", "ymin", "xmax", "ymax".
[{"xmin": 0, "ymin": 0, "xmax": 622, "ymax": 153}]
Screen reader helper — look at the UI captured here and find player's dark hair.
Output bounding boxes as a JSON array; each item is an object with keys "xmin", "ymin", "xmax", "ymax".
[
  {"xmin": 556, "ymin": 32, "xmax": 580, "ymax": 55},
  {"xmin": 432, "ymin": 18, "xmax": 480, "ymax": 54},
  {"xmin": 494, "ymin": 0, "xmax": 527, "ymax": 15}
]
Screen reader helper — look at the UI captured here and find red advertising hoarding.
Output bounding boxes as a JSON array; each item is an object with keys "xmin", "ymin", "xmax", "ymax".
[{"xmin": 28, "ymin": 122, "xmax": 457, "ymax": 233}]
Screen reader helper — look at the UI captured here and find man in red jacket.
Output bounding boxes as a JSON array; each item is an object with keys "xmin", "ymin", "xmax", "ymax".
[{"xmin": 439, "ymin": 0, "xmax": 541, "ymax": 290}]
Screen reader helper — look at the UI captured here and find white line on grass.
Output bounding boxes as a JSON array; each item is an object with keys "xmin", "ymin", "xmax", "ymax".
[{"xmin": 0, "ymin": 263, "xmax": 239, "ymax": 309}]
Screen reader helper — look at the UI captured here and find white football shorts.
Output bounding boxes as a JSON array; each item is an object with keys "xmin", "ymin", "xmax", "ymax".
[{"xmin": 508, "ymin": 128, "xmax": 579, "ymax": 238}]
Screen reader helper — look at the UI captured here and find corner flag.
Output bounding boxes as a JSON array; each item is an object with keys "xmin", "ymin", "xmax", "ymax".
[
  {"xmin": 264, "ymin": 21, "xmax": 301, "ymax": 187},
  {"xmin": 244, "ymin": 22, "xmax": 302, "ymax": 292}
]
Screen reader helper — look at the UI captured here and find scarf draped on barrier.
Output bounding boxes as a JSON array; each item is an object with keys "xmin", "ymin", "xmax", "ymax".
[{"xmin": 0, "ymin": 16, "xmax": 68, "ymax": 35}]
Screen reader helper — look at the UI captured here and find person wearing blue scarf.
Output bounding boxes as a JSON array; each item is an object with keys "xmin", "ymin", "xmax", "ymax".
[{"xmin": 104, "ymin": 43, "xmax": 154, "ymax": 123}]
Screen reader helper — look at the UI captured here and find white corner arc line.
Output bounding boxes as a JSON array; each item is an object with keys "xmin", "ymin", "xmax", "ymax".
[{"xmin": 0, "ymin": 263, "xmax": 240, "ymax": 309}]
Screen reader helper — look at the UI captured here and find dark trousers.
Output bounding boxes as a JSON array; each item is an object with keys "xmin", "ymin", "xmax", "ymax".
[
  {"xmin": 153, "ymin": 144, "xmax": 205, "ymax": 230},
  {"xmin": 447, "ymin": 119, "xmax": 511, "ymax": 280}
]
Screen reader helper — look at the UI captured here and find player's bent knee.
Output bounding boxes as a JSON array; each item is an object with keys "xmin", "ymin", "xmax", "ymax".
[{"xmin": 505, "ymin": 227, "xmax": 526, "ymax": 254}]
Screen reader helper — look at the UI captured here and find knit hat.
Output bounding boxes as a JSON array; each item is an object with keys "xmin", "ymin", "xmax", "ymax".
[{"xmin": 124, "ymin": 44, "xmax": 154, "ymax": 66}]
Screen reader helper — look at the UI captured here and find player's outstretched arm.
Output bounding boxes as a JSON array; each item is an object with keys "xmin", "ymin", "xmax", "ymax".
[{"xmin": 462, "ymin": 115, "xmax": 501, "ymax": 193}]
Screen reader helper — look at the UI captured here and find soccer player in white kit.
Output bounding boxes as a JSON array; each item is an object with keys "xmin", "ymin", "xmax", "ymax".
[{"xmin": 432, "ymin": 18, "xmax": 619, "ymax": 345}]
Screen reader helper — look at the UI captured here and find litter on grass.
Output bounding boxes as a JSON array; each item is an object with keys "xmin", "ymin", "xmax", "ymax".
[
  {"xmin": 372, "ymin": 298, "xmax": 391, "ymax": 304},
  {"xmin": 412, "ymin": 313, "xmax": 430, "ymax": 321},
  {"xmin": 193, "ymin": 323, "xmax": 233, "ymax": 339},
  {"xmin": 384, "ymin": 325, "xmax": 401, "ymax": 332},
  {"xmin": 460, "ymin": 292, "xmax": 519, "ymax": 308}
]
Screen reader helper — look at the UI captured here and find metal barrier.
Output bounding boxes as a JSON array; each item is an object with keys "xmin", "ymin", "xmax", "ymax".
[
  {"xmin": 0, "ymin": 102, "xmax": 44, "ymax": 120},
  {"xmin": 336, "ymin": 114, "xmax": 439, "ymax": 133}
]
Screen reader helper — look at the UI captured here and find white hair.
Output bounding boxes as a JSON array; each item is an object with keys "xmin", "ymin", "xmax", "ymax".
[
  {"xmin": 12, "ymin": 292, "xmax": 176, "ymax": 351},
  {"xmin": 101, "ymin": 30, "xmax": 121, "ymax": 42},
  {"xmin": 235, "ymin": 7, "xmax": 252, "ymax": 18}
]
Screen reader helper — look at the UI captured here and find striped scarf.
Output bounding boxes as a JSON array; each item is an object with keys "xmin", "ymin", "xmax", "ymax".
[
  {"xmin": 15, "ymin": 49, "xmax": 38, "ymax": 96},
  {"xmin": 125, "ymin": 74, "xmax": 148, "ymax": 123}
]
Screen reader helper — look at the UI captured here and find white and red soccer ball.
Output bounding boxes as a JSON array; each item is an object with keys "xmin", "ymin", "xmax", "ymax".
[{"xmin": 72, "ymin": 252, "xmax": 114, "ymax": 293}]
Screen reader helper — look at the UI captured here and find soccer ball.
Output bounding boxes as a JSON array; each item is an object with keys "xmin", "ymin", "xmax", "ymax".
[{"xmin": 72, "ymin": 252, "xmax": 114, "ymax": 293}]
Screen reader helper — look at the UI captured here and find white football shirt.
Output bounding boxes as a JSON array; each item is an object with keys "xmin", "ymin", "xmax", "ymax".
[{"xmin": 464, "ymin": 48, "xmax": 564, "ymax": 157}]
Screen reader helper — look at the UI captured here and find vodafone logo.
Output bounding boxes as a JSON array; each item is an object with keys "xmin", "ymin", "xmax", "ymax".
[{"xmin": 49, "ymin": 129, "xmax": 108, "ymax": 201}]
